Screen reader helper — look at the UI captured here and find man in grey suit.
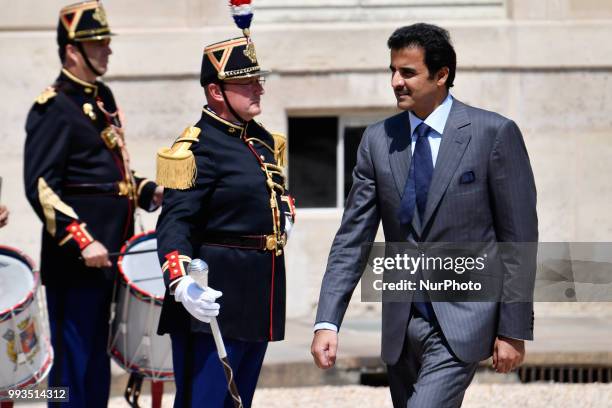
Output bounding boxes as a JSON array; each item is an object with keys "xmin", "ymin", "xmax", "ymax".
[{"xmin": 311, "ymin": 23, "xmax": 537, "ymax": 407}]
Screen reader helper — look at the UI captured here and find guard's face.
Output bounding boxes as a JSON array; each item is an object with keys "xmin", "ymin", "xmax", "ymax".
[
  {"xmin": 81, "ymin": 38, "xmax": 112, "ymax": 76},
  {"xmin": 390, "ymin": 46, "xmax": 447, "ymax": 118},
  {"xmin": 223, "ymin": 76, "xmax": 265, "ymax": 122}
]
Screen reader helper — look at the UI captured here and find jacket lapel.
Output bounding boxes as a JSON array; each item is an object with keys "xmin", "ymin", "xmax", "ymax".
[
  {"xmin": 421, "ymin": 100, "xmax": 471, "ymax": 229},
  {"xmin": 385, "ymin": 111, "xmax": 412, "ymax": 198}
]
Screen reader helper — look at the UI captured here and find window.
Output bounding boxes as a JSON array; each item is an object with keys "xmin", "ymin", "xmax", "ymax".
[
  {"xmin": 343, "ymin": 125, "xmax": 367, "ymax": 203},
  {"xmin": 288, "ymin": 114, "xmax": 388, "ymax": 208},
  {"xmin": 288, "ymin": 117, "xmax": 338, "ymax": 208}
]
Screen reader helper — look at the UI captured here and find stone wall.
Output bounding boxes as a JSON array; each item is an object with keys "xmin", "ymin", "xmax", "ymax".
[{"xmin": 1, "ymin": 0, "xmax": 611, "ymax": 319}]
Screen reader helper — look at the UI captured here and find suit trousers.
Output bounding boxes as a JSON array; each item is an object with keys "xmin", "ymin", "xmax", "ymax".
[{"xmin": 386, "ymin": 309, "xmax": 478, "ymax": 408}]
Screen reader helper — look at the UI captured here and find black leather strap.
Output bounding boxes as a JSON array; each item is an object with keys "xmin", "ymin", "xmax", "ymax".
[
  {"xmin": 63, "ymin": 182, "xmax": 120, "ymax": 196},
  {"xmin": 201, "ymin": 233, "xmax": 268, "ymax": 250}
]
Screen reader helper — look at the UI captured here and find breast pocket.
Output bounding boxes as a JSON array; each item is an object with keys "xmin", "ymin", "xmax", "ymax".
[{"xmin": 435, "ymin": 181, "xmax": 486, "ymax": 238}]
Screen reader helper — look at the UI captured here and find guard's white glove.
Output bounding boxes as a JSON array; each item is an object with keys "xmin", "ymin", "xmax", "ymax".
[
  {"xmin": 173, "ymin": 276, "xmax": 222, "ymax": 323},
  {"xmin": 285, "ymin": 215, "xmax": 294, "ymax": 240}
]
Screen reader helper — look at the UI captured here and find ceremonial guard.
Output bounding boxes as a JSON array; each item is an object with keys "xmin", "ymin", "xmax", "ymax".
[
  {"xmin": 23, "ymin": 2, "xmax": 161, "ymax": 406},
  {"xmin": 155, "ymin": 7, "xmax": 295, "ymax": 407}
]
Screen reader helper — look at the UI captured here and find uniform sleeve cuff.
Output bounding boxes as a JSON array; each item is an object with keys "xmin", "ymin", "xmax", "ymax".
[
  {"xmin": 281, "ymin": 194, "xmax": 296, "ymax": 221},
  {"xmin": 60, "ymin": 221, "xmax": 94, "ymax": 250},
  {"xmin": 162, "ymin": 250, "xmax": 191, "ymax": 286},
  {"xmin": 137, "ymin": 179, "xmax": 158, "ymax": 211}
]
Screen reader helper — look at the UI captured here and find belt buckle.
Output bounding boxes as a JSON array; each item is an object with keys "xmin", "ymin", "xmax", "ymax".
[
  {"xmin": 118, "ymin": 181, "xmax": 135, "ymax": 199},
  {"xmin": 265, "ymin": 235, "xmax": 277, "ymax": 251},
  {"xmin": 265, "ymin": 233, "xmax": 286, "ymax": 255}
]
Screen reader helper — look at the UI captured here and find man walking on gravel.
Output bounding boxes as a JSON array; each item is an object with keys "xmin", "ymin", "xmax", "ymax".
[{"xmin": 311, "ymin": 23, "xmax": 537, "ymax": 407}]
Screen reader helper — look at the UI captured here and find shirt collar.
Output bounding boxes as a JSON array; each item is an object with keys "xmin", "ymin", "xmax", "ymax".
[{"xmin": 408, "ymin": 93, "xmax": 453, "ymax": 137}]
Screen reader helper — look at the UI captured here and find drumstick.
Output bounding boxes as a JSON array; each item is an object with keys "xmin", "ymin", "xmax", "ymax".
[
  {"xmin": 109, "ymin": 248, "xmax": 157, "ymax": 258},
  {"xmin": 189, "ymin": 259, "xmax": 243, "ymax": 408},
  {"xmin": 78, "ymin": 248, "xmax": 158, "ymax": 261}
]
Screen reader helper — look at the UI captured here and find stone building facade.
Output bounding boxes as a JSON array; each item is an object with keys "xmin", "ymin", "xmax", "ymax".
[{"xmin": 1, "ymin": 0, "xmax": 611, "ymax": 318}]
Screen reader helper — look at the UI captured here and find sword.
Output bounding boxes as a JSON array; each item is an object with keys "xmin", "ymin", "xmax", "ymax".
[{"xmin": 189, "ymin": 259, "xmax": 243, "ymax": 408}]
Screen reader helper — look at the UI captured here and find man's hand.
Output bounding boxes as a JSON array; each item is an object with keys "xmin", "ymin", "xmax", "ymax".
[
  {"xmin": 81, "ymin": 240, "xmax": 112, "ymax": 268},
  {"xmin": 0, "ymin": 205, "xmax": 8, "ymax": 228},
  {"xmin": 174, "ymin": 276, "xmax": 222, "ymax": 323},
  {"xmin": 311, "ymin": 329, "xmax": 338, "ymax": 369},
  {"xmin": 152, "ymin": 185, "xmax": 164, "ymax": 208},
  {"xmin": 492, "ymin": 336, "xmax": 525, "ymax": 373}
]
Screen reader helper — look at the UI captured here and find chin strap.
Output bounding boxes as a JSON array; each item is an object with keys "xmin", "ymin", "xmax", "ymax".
[
  {"xmin": 75, "ymin": 42, "xmax": 103, "ymax": 77},
  {"xmin": 219, "ymin": 82, "xmax": 247, "ymax": 125}
]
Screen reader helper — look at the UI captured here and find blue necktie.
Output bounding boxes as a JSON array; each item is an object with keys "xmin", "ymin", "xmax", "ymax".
[
  {"xmin": 399, "ymin": 122, "xmax": 433, "ymax": 224},
  {"xmin": 398, "ymin": 122, "xmax": 435, "ymax": 321}
]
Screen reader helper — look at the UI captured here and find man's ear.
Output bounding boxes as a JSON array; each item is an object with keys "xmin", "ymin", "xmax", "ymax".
[
  {"xmin": 64, "ymin": 43, "xmax": 80, "ymax": 65},
  {"xmin": 206, "ymin": 83, "xmax": 224, "ymax": 102},
  {"xmin": 436, "ymin": 67, "xmax": 449, "ymax": 87}
]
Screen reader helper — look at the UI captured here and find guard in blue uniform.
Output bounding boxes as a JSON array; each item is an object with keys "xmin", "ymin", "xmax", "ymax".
[
  {"xmin": 155, "ymin": 30, "xmax": 295, "ymax": 407},
  {"xmin": 23, "ymin": 2, "xmax": 161, "ymax": 406}
]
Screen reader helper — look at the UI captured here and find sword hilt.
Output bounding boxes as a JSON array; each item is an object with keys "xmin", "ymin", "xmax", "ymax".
[{"xmin": 188, "ymin": 259, "xmax": 227, "ymax": 358}]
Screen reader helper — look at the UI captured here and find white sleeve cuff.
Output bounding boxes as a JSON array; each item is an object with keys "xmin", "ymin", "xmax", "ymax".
[{"xmin": 314, "ymin": 322, "xmax": 338, "ymax": 333}]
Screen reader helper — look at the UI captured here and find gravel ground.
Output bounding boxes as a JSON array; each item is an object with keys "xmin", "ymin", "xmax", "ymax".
[
  {"xmin": 251, "ymin": 384, "xmax": 612, "ymax": 408},
  {"xmin": 13, "ymin": 384, "xmax": 612, "ymax": 407}
]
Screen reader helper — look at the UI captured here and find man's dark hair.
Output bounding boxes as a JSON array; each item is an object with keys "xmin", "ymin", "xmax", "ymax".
[
  {"xmin": 58, "ymin": 45, "xmax": 67, "ymax": 64},
  {"xmin": 387, "ymin": 23, "xmax": 456, "ymax": 89}
]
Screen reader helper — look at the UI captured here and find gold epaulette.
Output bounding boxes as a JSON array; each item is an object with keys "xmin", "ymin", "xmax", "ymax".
[
  {"xmin": 156, "ymin": 126, "xmax": 201, "ymax": 190},
  {"xmin": 271, "ymin": 132, "xmax": 287, "ymax": 167},
  {"xmin": 35, "ymin": 86, "xmax": 57, "ymax": 105}
]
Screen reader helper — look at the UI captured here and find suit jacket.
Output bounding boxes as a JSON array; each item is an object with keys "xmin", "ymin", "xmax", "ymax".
[{"xmin": 315, "ymin": 98, "xmax": 538, "ymax": 364}]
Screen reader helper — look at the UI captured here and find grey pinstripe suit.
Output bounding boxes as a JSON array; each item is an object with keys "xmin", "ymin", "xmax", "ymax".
[{"xmin": 315, "ymin": 98, "xmax": 537, "ymax": 406}]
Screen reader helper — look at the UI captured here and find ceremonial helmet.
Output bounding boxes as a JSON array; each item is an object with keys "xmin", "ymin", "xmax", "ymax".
[
  {"xmin": 57, "ymin": 1, "xmax": 114, "ymax": 48},
  {"xmin": 200, "ymin": 37, "xmax": 270, "ymax": 86},
  {"xmin": 200, "ymin": 0, "xmax": 269, "ymax": 86}
]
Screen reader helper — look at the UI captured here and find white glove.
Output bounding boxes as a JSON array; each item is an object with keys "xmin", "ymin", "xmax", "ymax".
[
  {"xmin": 285, "ymin": 215, "xmax": 294, "ymax": 240},
  {"xmin": 173, "ymin": 276, "xmax": 222, "ymax": 323}
]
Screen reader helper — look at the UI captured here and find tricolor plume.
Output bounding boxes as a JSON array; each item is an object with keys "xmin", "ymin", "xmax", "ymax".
[{"xmin": 229, "ymin": 0, "xmax": 253, "ymax": 37}]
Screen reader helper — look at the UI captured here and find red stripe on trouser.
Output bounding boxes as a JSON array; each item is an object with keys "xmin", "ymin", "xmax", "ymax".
[{"xmin": 269, "ymin": 252, "xmax": 275, "ymax": 340}]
